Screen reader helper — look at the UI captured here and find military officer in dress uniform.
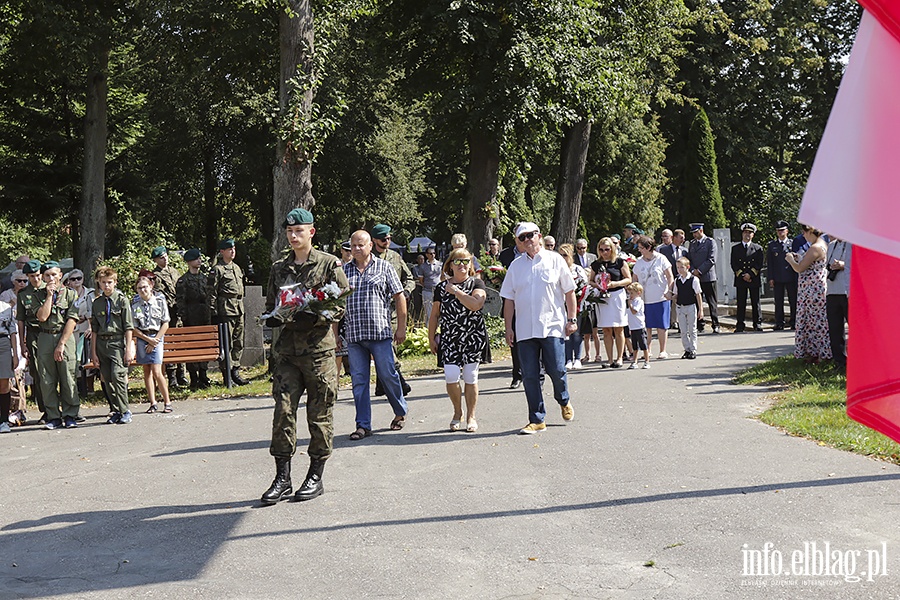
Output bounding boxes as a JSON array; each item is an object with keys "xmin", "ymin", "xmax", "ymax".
[
  {"xmin": 730, "ymin": 223, "xmax": 764, "ymax": 332},
  {"xmin": 176, "ymin": 248, "xmax": 212, "ymax": 390},
  {"xmin": 260, "ymin": 208, "xmax": 350, "ymax": 504},
  {"xmin": 766, "ymin": 220, "xmax": 799, "ymax": 330},
  {"xmin": 208, "ymin": 239, "xmax": 249, "ymax": 386},
  {"xmin": 151, "ymin": 246, "xmax": 187, "ymax": 388},
  {"xmin": 370, "ymin": 223, "xmax": 414, "ymax": 396},
  {"xmin": 16, "ymin": 260, "xmax": 47, "ymax": 422},
  {"xmin": 34, "ymin": 261, "xmax": 80, "ymax": 429}
]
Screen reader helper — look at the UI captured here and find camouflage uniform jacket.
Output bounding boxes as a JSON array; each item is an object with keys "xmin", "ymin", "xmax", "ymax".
[
  {"xmin": 208, "ymin": 260, "xmax": 244, "ymax": 318},
  {"xmin": 373, "ymin": 248, "xmax": 415, "ymax": 297},
  {"xmin": 266, "ymin": 249, "xmax": 349, "ymax": 357},
  {"xmin": 153, "ymin": 265, "xmax": 180, "ymax": 309},
  {"xmin": 176, "ymin": 270, "xmax": 211, "ymax": 326}
]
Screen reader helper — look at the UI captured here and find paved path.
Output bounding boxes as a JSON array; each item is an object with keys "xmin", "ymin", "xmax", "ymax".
[{"xmin": 1, "ymin": 331, "xmax": 898, "ymax": 599}]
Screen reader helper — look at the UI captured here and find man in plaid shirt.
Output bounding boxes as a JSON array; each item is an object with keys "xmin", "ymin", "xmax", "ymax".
[{"xmin": 342, "ymin": 230, "xmax": 409, "ymax": 440}]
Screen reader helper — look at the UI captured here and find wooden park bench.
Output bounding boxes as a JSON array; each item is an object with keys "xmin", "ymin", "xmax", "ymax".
[{"xmin": 81, "ymin": 323, "xmax": 240, "ymax": 389}]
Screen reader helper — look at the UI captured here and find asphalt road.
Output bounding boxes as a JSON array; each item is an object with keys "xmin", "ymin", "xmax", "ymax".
[{"xmin": 1, "ymin": 330, "xmax": 898, "ymax": 599}]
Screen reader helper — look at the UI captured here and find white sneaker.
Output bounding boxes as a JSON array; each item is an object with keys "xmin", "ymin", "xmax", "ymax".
[
  {"xmin": 628, "ymin": 362, "xmax": 637, "ymax": 370},
  {"xmin": 642, "ymin": 362, "xmax": 651, "ymax": 369},
  {"xmin": 657, "ymin": 352, "xmax": 668, "ymax": 360},
  {"xmin": 0, "ymin": 421, "xmax": 10, "ymax": 434},
  {"xmin": 573, "ymin": 359, "xmax": 583, "ymax": 370},
  {"xmin": 565, "ymin": 360, "xmax": 574, "ymax": 370}
]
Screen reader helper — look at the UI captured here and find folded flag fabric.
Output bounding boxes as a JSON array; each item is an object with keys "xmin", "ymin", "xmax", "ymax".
[{"xmin": 799, "ymin": 9, "xmax": 900, "ymax": 443}]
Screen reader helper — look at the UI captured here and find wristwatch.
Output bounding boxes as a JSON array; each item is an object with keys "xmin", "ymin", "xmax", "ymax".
[{"xmin": 567, "ymin": 318, "xmax": 577, "ymax": 324}]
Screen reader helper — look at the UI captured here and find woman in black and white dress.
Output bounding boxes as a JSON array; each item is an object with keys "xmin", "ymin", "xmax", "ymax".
[
  {"xmin": 428, "ymin": 248, "xmax": 487, "ymax": 432},
  {"xmin": 590, "ymin": 236, "xmax": 632, "ymax": 368}
]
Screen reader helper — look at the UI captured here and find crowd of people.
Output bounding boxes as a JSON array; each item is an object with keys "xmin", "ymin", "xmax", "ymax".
[
  {"xmin": 0, "ymin": 212, "xmax": 851, "ymax": 507},
  {"xmin": 0, "ymin": 241, "xmax": 253, "ymax": 432}
]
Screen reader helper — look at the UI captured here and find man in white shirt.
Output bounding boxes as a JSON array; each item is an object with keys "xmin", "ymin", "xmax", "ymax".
[{"xmin": 500, "ymin": 223, "xmax": 578, "ymax": 434}]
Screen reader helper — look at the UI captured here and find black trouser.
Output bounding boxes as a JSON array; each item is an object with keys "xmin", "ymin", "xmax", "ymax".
[
  {"xmin": 773, "ymin": 280, "xmax": 798, "ymax": 328},
  {"xmin": 735, "ymin": 283, "xmax": 761, "ymax": 329},
  {"xmin": 826, "ymin": 294, "xmax": 849, "ymax": 367},
  {"xmin": 698, "ymin": 281, "xmax": 719, "ymax": 328}
]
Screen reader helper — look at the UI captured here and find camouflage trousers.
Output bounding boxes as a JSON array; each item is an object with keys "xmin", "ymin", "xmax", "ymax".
[{"xmin": 270, "ymin": 349, "xmax": 337, "ymax": 461}]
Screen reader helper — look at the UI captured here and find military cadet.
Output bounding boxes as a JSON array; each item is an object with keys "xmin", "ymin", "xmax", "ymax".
[
  {"xmin": 260, "ymin": 208, "xmax": 350, "ymax": 505},
  {"xmin": 151, "ymin": 246, "xmax": 187, "ymax": 388},
  {"xmin": 370, "ymin": 223, "xmax": 414, "ymax": 396},
  {"xmin": 16, "ymin": 260, "xmax": 47, "ymax": 422},
  {"xmin": 176, "ymin": 248, "xmax": 212, "ymax": 390},
  {"xmin": 731, "ymin": 223, "xmax": 765, "ymax": 332},
  {"xmin": 34, "ymin": 261, "xmax": 80, "ymax": 430},
  {"xmin": 90, "ymin": 267, "xmax": 135, "ymax": 424},
  {"xmin": 208, "ymin": 239, "xmax": 249, "ymax": 386}
]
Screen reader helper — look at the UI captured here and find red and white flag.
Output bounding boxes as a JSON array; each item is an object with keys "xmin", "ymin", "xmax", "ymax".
[{"xmin": 800, "ymin": 4, "xmax": 900, "ymax": 442}]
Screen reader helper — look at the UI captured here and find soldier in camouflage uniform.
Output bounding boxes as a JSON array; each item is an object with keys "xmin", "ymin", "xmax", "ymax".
[
  {"xmin": 34, "ymin": 261, "xmax": 80, "ymax": 430},
  {"xmin": 176, "ymin": 248, "xmax": 212, "ymax": 389},
  {"xmin": 208, "ymin": 238, "xmax": 249, "ymax": 386},
  {"xmin": 151, "ymin": 246, "xmax": 188, "ymax": 388},
  {"xmin": 260, "ymin": 208, "xmax": 350, "ymax": 505},
  {"xmin": 16, "ymin": 260, "xmax": 46, "ymax": 422},
  {"xmin": 370, "ymin": 224, "xmax": 415, "ymax": 396}
]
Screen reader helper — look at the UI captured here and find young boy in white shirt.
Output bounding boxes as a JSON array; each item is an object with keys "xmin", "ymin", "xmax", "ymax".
[{"xmin": 626, "ymin": 282, "xmax": 650, "ymax": 369}]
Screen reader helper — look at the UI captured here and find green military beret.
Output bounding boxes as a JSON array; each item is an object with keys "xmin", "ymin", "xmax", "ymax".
[
  {"xmin": 184, "ymin": 248, "xmax": 202, "ymax": 261},
  {"xmin": 370, "ymin": 224, "xmax": 392, "ymax": 239},
  {"xmin": 624, "ymin": 223, "xmax": 638, "ymax": 230},
  {"xmin": 23, "ymin": 260, "xmax": 42, "ymax": 274},
  {"xmin": 218, "ymin": 238, "xmax": 236, "ymax": 250},
  {"xmin": 611, "ymin": 233, "xmax": 621, "ymax": 241},
  {"xmin": 40, "ymin": 260, "xmax": 60, "ymax": 273},
  {"xmin": 150, "ymin": 246, "xmax": 167, "ymax": 259},
  {"xmin": 283, "ymin": 208, "xmax": 314, "ymax": 227}
]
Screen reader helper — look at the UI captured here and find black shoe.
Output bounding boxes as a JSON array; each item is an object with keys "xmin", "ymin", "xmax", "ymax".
[
  {"xmin": 687, "ymin": 351, "xmax": 697, "ymax": 359},
  {"xmin": 402, "ymin": 382, "xmax": 412, "ymax": 396},
  {"xmin": 261, "ymin": 457, "xmax": 292, "ymax": 505},
  {"xmin": 75, "ymin": 414, "xmax": 86, "ymax": 422},
  {"xmin": 509, "ymin": 379, "xmax": 522, "ymax": 389},
  {"xmin": 753, "ymin": 325, "xmax": 764, "ymax": 332},
  {"xmin": 374, "ymin": 381, "xmax": 385, "ymax": 397},
  {"xmin": 734, "ymin": 324, "xmax": 745, "ymax": 333},
  {"xmin": 168, "ymin": 377, "xmax": 180, "ymax": 389},
  {"xmin": 293, "ymin": 460, "xmax": 325, "ymax": 502},
  {"xmin": 712, "ymin": 326, "xmax": 720, "ymax": 334},
  {"xmin": 198, "ymin": 376, "xmax": 212, "ymax": 389},
  {"xmin": 231, "ymin": 368, "xmax": 249, "ymax": 386},
  {"xmin": 177, "ymin": 377, "xmax": 190, "ymax": 387},
  {"xmin": 681, "ymin": 351, "xmax": 690, "ymax": 359},
  {"xmin": 773, "ymin": 325, "xmax": 785, "ymax": 331}
]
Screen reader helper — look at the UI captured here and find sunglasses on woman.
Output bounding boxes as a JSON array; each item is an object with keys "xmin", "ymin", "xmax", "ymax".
[
  {"xmin": 452, "ymin": 258, "xmax": 471, "ymax": 266},
  {"xmin": 518, "ymin": 231, "xmax": 537, "ymax": 242}
]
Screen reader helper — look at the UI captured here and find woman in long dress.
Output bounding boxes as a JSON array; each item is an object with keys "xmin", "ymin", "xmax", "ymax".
[{"xmin": 785, "ymin": 226, "xmax": 832, "ymax": 362}]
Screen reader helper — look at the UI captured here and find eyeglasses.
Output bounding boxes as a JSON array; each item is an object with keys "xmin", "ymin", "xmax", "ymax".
[
  {"xmin": 518, "ymin": 231, "xmax": 538, "ymax": 242},
  {"xmin": 545, "ymin": 244, "xmax": 555, "ymax": 248},
  {"xmin": 378, "ymin": 236, "xmax": 391, "ymax": 241},
  {"xmin": 598, "ymin": 248, "xmax": 611, "ymax": 253},
  {"xmin": 576, "ymin": 246, "xmax": 587, "ymax": 251},
  {"xmin": 14, "ymin": 279, "xmax": 27, "ymax": 284},
  {"xmin": 489, "ymin": 242, "xmax": 499, "ymax": 246},
  {"xmin": 452, "ymin": 259, "xmax": 471, "ymax": 266},
  {"xmin": 425, "ymin": 252, "xmax": 434, "ymax": 256},
  {"xmin": 68, "ymin": 276, "xmax": 83, "ymax": 281}
]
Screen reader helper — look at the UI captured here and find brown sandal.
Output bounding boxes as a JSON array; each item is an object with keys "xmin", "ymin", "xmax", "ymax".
[
  {"xmin": 390, "ymin": 416, "xmax": 405, "ymax": 431},
  {"xmin": 349, "ymin": 427, "xmax": 371, "ymax": 440}
]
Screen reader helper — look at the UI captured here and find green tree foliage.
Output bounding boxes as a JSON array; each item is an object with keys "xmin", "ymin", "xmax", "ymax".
[{"xmin": 684, "ymin": 107, "xmax": 726, "ymax": 229}]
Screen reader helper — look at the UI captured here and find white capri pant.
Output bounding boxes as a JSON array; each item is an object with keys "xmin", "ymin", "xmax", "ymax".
[{"xmin": 444, "ymin": 363, "xmax": 480, "ymax": 385}]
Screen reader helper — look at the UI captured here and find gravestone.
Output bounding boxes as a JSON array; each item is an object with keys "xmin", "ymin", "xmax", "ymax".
[
  {"xmin": 483, "ymin": 286, "xmax": 503, "ymax": 317},
  {"xmin": 241, "ymin": 285, "xmax": 265, "ymax": 366}
]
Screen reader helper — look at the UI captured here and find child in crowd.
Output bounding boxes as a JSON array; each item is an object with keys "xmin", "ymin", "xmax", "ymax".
[
  {"xmin": 90, "ymin": 267, "xmax": 135, "ymax": 424},
  {"xmin": 672, "ymin": 257, "xmax": 703, "ymax": 359},
  {"xmin": 626, "ymin": 282, "xmax": 650, "ymax": 369}
]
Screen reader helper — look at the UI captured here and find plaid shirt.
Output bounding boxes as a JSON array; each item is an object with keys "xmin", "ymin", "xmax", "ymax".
[{"xmin": 343, "ymin": 256, "xmax": 403, "ymax": 343}]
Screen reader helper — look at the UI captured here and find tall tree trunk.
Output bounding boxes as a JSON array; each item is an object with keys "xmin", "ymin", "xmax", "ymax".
[
  {"xmin": 78, "ymin": 43, "xmax": 109, "ymax": 287},
  {"xmin": 272, "ymin": 0, "xmax": 315, "ymax": 260},
  {"xmin": 203, "ymin": 149, "xmax": 217, "ymax": 257},
  {"xmin": 462, "ymin": 129, "xmax": 500, "ymax": 255},
  {"xmin": 551, "ymin": 119, "xmax": 591, "ymax": 245}
]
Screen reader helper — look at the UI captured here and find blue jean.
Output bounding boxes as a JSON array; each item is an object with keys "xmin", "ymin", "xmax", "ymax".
[
  {"xmin": 517, "ymin": 336, "xmax": 570, "ymax": 424},
  {"xmin": 348, "ymin": 338, "xmax": 408, "ymax": 430},
  {"xmin": 565, "ymin": 331, "xmax": 583, "ymax": 363}
]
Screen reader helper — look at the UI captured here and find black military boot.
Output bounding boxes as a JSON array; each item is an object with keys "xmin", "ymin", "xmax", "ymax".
[
  {"xmin": 176, "ymin": 363, "xmax": 190, "ymax": 387},
  {"xmin": 231, "ymin": 367, "xmax": 249, "ymax": 386},
  {"xmin": 198, "ymin": 367, "xmax": 212, "ymax": 389},
  {"xmin": 293, "ymin": 459, "xmax": 325, "ymax": 501},
  {"xmin": 261, "ymin": 457, "xmax": 292, "ymax": 505}
]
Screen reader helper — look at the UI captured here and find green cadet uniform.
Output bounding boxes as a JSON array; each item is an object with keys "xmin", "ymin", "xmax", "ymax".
[
  {"xmin": 91, "ymin": 289, "xmax": 134, "ymax": 417},
  {"xmin": 208, "ymin": 259, "xmax": 245, "ymax": 366},
  {"xmin": 16, "ymin": 282, "xmax": 46, "ymax": 415},
  {"xmin": 267, "ymin": 249, "xmax": 349, "ymax": 460},
  {"xmin": 176, "ymin": 269, "xmax": 211, "ymax": 387},
  {"xmin": 36, "ymin": 286, "xmax": 80, "ymax": 421}
]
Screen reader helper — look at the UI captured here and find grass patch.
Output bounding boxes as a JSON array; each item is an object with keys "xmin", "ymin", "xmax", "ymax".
[{"xmin": 735, "ymin": 356, "xmax": 900, "ymax": 464}]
